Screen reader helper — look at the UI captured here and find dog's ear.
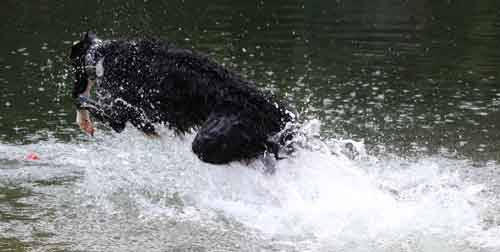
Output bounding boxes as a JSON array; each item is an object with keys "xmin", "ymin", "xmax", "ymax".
[
  {"xmin": 70, "ymin": 31, "xmax": 97, "ymax": 98},
  {"xmin": 72, "ymin": 71, "xmax": 88, "ymax": 98}
]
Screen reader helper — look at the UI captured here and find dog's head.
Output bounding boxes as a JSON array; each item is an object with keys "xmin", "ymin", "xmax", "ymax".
[{"xmin": 70, "ymin": 31, "xmax": 97, "ymax": 98}]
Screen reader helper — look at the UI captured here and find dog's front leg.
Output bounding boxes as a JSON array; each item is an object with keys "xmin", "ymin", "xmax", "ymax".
[
  {"xmin": 111, "ymin": 99, "xmax": 158, "ymax": 137},
  {"xmin": 77, "ymin": 95, "xmax": 158, "ymax": 136},
  {"xmin": 76, "ymin": 95, "xmax": 127, "ymax": 134}
]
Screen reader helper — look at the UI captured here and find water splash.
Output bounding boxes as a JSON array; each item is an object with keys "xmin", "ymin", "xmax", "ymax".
[{"xmin": 1, "ymin": 122, "xmax": 499, "ymax": 251}]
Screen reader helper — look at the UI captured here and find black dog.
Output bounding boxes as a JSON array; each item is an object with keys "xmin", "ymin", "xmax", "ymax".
[{"xmin": 69, "ymin": 32, "xmax": 296, "ymax": 164}]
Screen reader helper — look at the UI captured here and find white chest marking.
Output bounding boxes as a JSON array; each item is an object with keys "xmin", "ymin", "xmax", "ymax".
[{"xmin": 96, "ymin": 58, "xmax": 104, "ymax": 78}]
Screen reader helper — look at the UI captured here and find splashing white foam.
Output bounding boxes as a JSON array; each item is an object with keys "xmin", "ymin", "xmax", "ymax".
[{"xmin": 1, "ymin": 123, "xmax": 500, "ymax": 251}]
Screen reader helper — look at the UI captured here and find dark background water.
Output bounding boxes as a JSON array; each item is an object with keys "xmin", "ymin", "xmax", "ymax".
[
  {"xmin": 1, "ymin": 1, "xmax": 500, "ymax": 251},
  {"xmin": 2, "ymin": 0, "xmax": 500, "ymax": 160}
]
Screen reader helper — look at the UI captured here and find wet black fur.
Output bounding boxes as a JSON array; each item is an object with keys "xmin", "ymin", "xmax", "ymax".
[{"xmin": 70, "ymin": 32, "xmax": 295, "ymax": 164}]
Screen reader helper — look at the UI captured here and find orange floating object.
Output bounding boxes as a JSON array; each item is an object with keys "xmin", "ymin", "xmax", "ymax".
[{"xmin": 25, "ymin": 152, "xmax": 40, "ymax": 161}]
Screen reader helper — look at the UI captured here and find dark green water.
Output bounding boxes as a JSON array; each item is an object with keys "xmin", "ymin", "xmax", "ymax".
[
  {"xmin": 2, "ymin": 0, "xmax": 500, "ymax": 159},
  {"xmin": 1, "ymin": 1, "xmax": 500, "ymax": 251}
]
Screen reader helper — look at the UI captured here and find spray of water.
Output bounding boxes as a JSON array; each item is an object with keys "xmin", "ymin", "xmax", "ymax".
[{"xmin": 1, "ymin": 120, "xmax": 499, "ymax": 252}]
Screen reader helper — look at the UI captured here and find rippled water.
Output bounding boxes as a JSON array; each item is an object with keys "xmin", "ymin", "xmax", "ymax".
[{"xmin": 1, "ymin": 0, "xmax": 500, "ymax": 251}]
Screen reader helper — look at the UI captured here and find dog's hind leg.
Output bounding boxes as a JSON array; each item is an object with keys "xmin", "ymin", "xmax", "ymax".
[{"xmin": 191, "ymin": 113, "xmax": 265, "ymax": 164}]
